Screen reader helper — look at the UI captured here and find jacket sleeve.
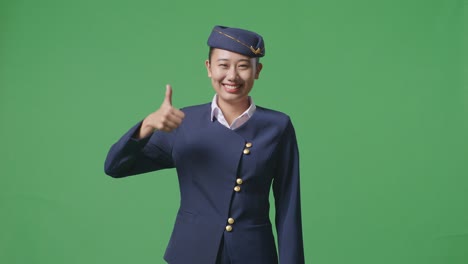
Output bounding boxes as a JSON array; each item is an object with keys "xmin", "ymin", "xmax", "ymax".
[
  {"xmin": 104, "ymin": 121, "xmax": 176, "ymax": 178},
  {"xmin": 272, "ymin": 118, "xmax": 305, "ymax": 264}
]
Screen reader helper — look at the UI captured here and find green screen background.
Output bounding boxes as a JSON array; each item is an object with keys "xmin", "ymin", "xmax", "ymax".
[{"xmin": 1, "ymin": 0, "xmax": 467, "ymax": 263}]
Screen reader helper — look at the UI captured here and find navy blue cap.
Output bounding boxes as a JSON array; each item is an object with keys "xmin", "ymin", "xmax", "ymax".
[{"xmin": 207, "ymin": 25, "xmax": 265, "ymax": 58}]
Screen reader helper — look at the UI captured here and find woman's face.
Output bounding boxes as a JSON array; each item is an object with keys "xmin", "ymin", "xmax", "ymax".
[{"xmin": 205, "ymin": 48, "xmax": 262, "ymax": 109}]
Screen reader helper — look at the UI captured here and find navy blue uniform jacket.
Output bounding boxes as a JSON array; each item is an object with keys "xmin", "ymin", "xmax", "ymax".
[{"xmin": 104, "ymin": 103, "xmax": 304, "ymax": 264}]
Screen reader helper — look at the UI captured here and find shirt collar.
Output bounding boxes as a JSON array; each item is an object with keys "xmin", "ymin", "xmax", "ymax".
[{"xmin": 210, "ymin": 94, "xmax": 256, "ymax": 122}]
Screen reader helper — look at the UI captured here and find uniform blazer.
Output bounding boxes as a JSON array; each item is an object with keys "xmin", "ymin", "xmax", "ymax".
[{"xmin": 104, "ymin": 103, "xmax": 304, "ymax": 264}]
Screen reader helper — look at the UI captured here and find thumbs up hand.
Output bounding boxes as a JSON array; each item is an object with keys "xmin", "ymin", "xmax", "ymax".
[{"xmin": 138, "ymin": 84, "xmax": 185, "ymax": 138}]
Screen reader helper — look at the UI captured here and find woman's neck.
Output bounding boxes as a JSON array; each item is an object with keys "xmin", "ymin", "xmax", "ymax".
[{"xmin": 218, "ymin": 98, "xmax": 250, "ymax": 125}]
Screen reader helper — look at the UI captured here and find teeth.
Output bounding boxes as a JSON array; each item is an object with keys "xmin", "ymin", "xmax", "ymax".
[{"xmin": 225, "ymin": 85, "xmax": 239, "ymax": 89}]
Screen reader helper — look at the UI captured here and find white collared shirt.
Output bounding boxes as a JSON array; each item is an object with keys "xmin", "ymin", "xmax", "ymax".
[{"xmin": 210, "ymin": 94, "xmax": 256, "ymax": 130}]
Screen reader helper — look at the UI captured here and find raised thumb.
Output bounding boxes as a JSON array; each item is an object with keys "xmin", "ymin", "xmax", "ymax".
[{"xmin": 164, "ymin": 84, "xmax": 172, "ymax": 105}]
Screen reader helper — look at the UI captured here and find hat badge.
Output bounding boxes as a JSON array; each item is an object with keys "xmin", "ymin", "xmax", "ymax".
[{"xmin": 250, "ymin": 46, "xmax": 262, "ymax": 55}]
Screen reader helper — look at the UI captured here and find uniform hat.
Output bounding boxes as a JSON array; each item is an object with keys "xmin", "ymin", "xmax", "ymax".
[{"xmin": 207, "ymin": 25, "xmax": 265, "ymax": 58}]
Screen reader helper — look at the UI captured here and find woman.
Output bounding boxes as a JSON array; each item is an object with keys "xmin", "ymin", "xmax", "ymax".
[{"xmin": 104, "ymin": 25, "xmax": 304, "ymax": 264}]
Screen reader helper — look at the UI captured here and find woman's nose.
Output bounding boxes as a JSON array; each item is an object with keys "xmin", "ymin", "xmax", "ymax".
[{"xmin": 226, "ymin": 67, "xmax": 238, "ymax": 81}]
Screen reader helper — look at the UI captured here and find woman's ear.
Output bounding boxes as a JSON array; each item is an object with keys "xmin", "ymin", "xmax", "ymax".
[
  {"xmin": 205, "ymin": 60, "xmax": 212, "ymax": 77},
  {"xmin": 255, "ymin": 63, "xmax": 263, "ymax": 79}
]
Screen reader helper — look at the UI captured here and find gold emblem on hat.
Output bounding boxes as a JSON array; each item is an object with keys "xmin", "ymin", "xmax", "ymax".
[{"xmin": 250, "ymin": 46, "xmax": 262, "ymax": 55}]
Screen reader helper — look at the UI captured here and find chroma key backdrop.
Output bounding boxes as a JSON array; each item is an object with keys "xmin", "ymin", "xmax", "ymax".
[{"xmin": 1, "ymin": 0, "xmax": 467, "ymax": 263}]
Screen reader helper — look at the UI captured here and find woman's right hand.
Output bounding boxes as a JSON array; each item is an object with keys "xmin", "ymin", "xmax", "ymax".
[{"xmin": 137, "ymin": 84, "xmax": 185, "ymax": 139}]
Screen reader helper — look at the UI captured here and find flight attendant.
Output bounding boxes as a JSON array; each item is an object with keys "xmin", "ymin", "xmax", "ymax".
[{"xmin": 104, "ymin": 25, "xmax": 305, "ymax": 264}]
